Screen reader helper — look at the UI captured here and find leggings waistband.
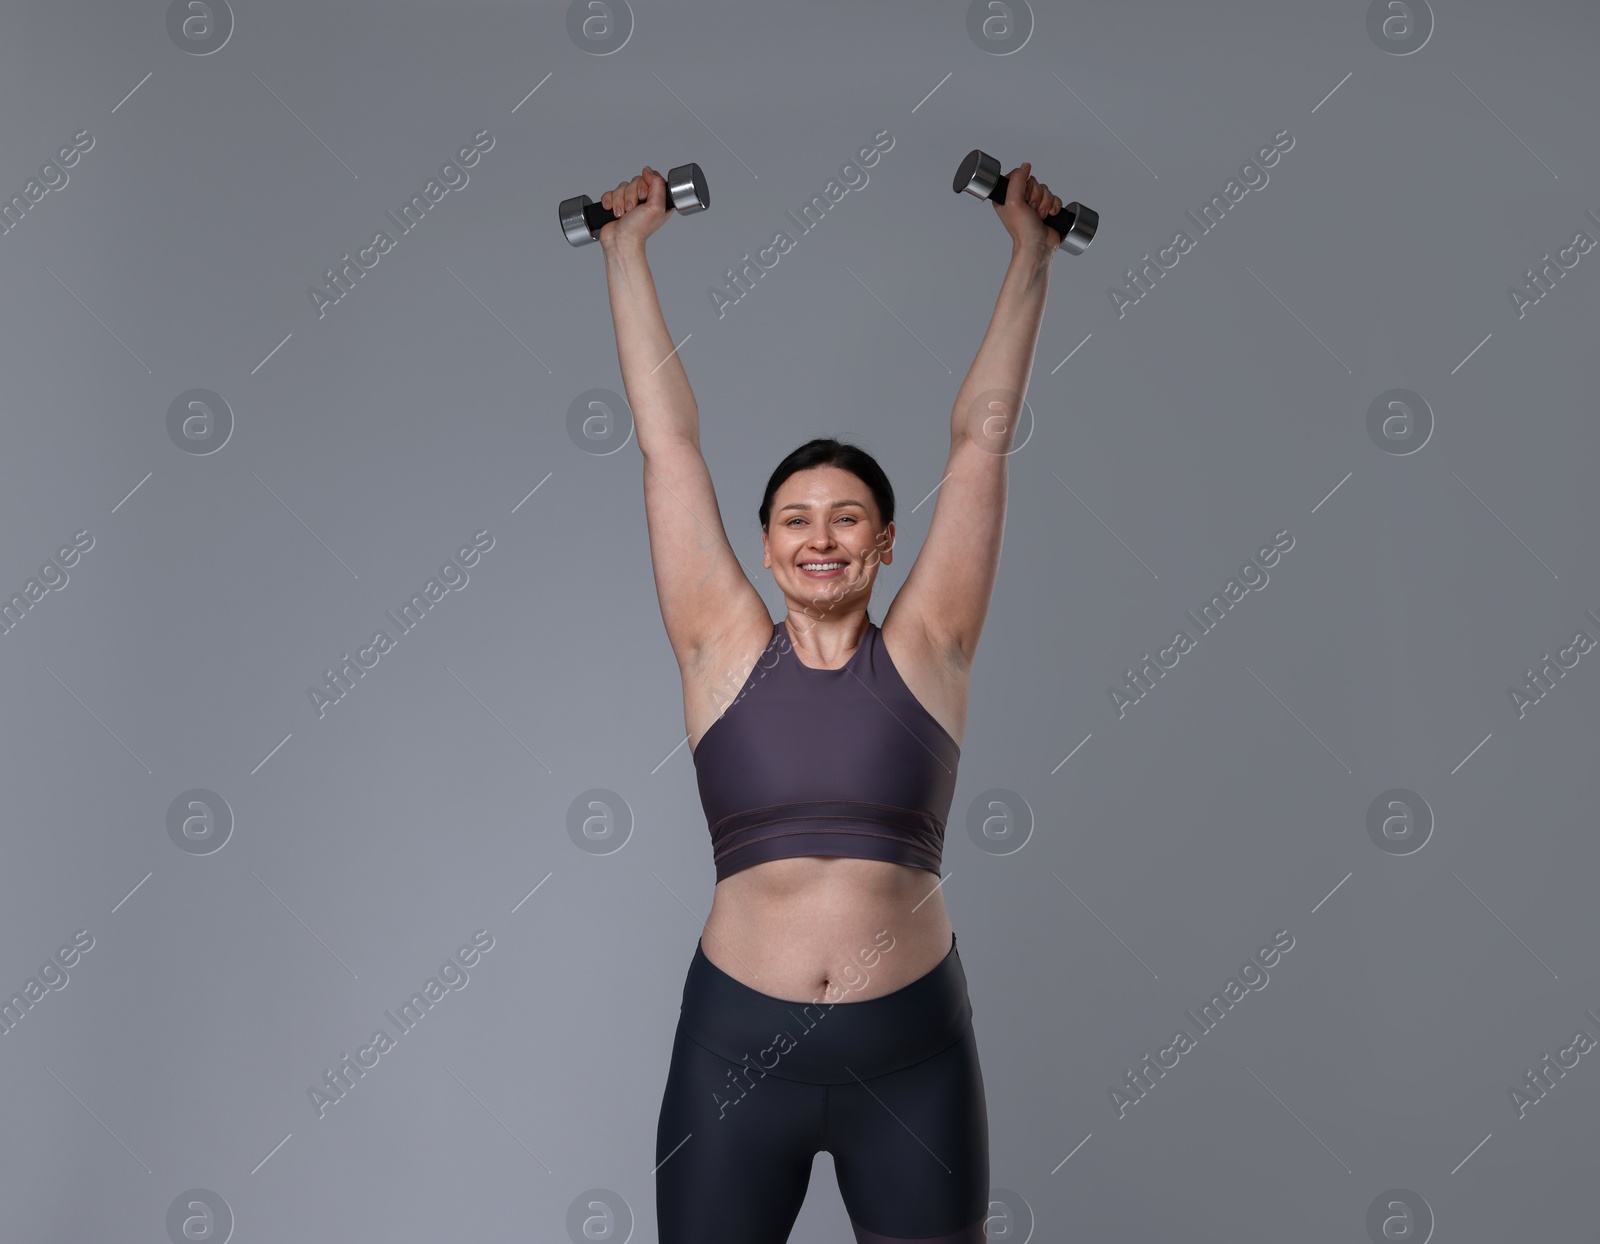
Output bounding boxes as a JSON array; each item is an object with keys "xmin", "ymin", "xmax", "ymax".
[{"xmin": 678, "ymin": 933, "xmax": 972, "ymax": 1085}]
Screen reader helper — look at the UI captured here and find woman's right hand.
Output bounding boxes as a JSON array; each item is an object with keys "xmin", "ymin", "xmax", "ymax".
[{"xmin": 598, "ymin": 165, "xmax": 671, "ymax": 248}]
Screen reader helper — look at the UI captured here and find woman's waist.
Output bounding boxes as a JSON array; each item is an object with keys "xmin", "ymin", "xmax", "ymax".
[
  {"xmin": 709, "ymin": 856, "xmax": 950, "ymax": 932},
  {"xmin": 702, "ymin": 861, "xmax": 954, "ymax": 1003}
]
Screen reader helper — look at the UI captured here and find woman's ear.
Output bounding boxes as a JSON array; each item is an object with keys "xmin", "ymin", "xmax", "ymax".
[{"xmin": 875, "ymin": 522, "xmax": 895, "ymax": 564}]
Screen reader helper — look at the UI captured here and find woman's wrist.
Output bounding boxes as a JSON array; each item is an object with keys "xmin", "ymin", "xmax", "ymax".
[
  {"xmin": 601, "ymin": 234, "xmax": 648, "ymax": 264},
  {"xmin": 1010, "ymin": 237, "xmax": 1054, "ymax": 266}
]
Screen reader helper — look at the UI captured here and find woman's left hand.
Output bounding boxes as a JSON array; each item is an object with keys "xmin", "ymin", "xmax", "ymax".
[{"xmin": 994, "ymin": 161, "xmax": 1061, "ymax": 251}]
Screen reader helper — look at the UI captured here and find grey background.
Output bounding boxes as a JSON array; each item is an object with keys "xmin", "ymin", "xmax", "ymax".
[{"xmin": 3, "ymin": 0, "xmax": 1597, "ymax": 1240}]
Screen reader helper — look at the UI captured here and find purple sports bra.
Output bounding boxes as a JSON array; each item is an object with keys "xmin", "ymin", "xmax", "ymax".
[{"xmin": 692, "ymin": 618, "xmax": 961, "ymax": 883}]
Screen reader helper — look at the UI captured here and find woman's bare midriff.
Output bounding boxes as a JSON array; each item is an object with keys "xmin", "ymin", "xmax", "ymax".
[{"xmin": 700, "ymin": 855, "xmax": 954, "ymax": 1004}]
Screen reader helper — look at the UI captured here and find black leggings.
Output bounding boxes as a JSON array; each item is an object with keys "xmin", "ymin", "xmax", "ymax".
[{"xmin": 655, "ymin": 931, "xmax": 989, "ymax": 1243}]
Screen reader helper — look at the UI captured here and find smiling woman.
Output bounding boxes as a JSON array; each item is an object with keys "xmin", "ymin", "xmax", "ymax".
[
  {"xmin": 592, "ymin": 155, "xmax": 1062, "ymax": 1242},
  {"xmin": 757, "ymin": 437, "xmax": 896, "ymax": 631}
]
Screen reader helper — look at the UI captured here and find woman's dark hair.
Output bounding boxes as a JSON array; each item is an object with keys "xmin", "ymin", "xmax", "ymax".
[{"xmin": 758, "ymin": 437, "xmax": 895, "ymax": 534}]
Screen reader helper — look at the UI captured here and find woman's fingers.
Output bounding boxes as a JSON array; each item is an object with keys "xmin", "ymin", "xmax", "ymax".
[
  {"xmin": 1028, "ymin": 178, "xmax": 1060, "ymax": 217},
  {"xmin": 600, "ymin": 169, "xmax": 660, "ymax": 221}
]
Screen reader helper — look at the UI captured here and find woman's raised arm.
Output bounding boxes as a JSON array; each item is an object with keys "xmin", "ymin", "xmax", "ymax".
[
  {"xmin": 598, "ymin": 167, "xmax": 765, "ymax": 671},
  {"xmin": 883, "ymin": 163, "xmax": 1061, "ymax": 670}
]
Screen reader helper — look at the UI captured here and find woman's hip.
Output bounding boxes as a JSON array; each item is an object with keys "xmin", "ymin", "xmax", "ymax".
[{"xmin": 675, "ymin": 930, "xmax": 974, "ymax": 1085}]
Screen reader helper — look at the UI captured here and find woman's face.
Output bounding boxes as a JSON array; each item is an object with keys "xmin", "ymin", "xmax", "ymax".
[{"xmin": 762, "ymin": 466, "xmax": 894, "ymax": 612}]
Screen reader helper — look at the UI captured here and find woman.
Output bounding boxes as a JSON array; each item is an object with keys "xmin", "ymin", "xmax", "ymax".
[{"xmin": 595, "ymin": 160, "xmax": 1062, "ymax": 1243}]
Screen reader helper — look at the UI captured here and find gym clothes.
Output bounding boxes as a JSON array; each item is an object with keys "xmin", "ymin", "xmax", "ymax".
[
  {"xmin": 655, "ymin": 932, "xmax": 990, "ymax": 1243},
  {"xmin": 693, "ymin": 619, "xmax": 960, "ymax": 883}
]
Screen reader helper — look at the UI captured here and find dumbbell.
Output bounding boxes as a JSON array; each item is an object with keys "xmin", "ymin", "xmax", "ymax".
[
  {"xmin": 559, "ymin": 163, "xmax": 710, "ymax": 246},
  {"xmin": 952, "ymin": 150, "xmax": 1098, "ymax": 255}
]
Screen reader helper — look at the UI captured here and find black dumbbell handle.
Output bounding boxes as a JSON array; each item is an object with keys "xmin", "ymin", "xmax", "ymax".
[
  {"xmin": 952, "ymin": 150, "xmax": 1097, "ymax": 254},
  {"xmin": 579, "ymin": 200, "xmax": 624, "ymax": 237}
]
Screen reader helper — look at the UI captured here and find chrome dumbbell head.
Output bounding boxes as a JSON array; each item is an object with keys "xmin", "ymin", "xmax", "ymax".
[
  {"xmin": 952, "ymin": 149, "xmax": 1004, "ymax": 200},
  {"xmin": 559, "ymin": 193, "xmax": 598, "ymax": 247},
  {"xmin": 665, "ymin": 162, "xmax": 710, "ymax": 216}
]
